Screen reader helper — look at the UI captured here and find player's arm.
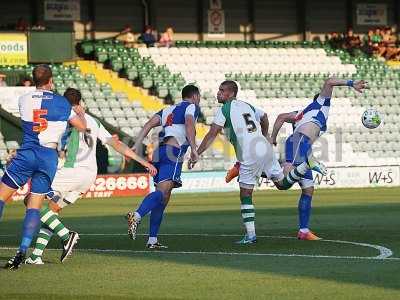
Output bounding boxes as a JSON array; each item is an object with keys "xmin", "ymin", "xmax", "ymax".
[
  {"xmin": 133, "ymin": 114, "xmax": 161, "ymax": 150},
  {"xmin": 185, "ymin": 104, "xmax": 198, "ymax": 163},
  {"xmin": 259, "ymin": 113, "xmax": 270, "ymax": 142},
  {"xmin": 271, "ymin": 112, "xmax": 297, "ymax": 146},
  {"xmin": 197, "ymin": 123, "xmax": 223, "ymax": 156},
  {"xmin": 320, "ymin": 77, "xmax": 368, "ymax": 98},
  {"xmin": 106, "ymin": 136, "xmax": 157, "ymax": 176},
  {"xmin": 69, "ymin": 105, "xmax": 87, "ymax": 132}
]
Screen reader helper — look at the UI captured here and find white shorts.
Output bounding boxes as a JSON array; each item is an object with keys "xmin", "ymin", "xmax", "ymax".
[
  {"xmin": 238, "ymin": 152, "xmax": 284, "ymax": 189},
  {"xmin": 51, "ymin": 167, "xmax": 97, "ymax": 208}
]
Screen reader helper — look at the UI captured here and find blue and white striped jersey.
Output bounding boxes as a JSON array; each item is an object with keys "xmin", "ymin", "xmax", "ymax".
[
  {"xmin": 18, "ymin": 90, "xmax": 75, "ymax": 148},
  {"xmin": 156, "ymin": 100, "xmax": 200, "ymax": 146},
  {"xmin": 293, "ymin": 95, "xmax": 331, "ymax": 135}
]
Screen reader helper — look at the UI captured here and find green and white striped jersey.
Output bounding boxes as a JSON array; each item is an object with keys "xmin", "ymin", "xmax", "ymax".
[
  {"xmin": 213, "ymin": 100, "xmax": 269, "ymax": 164},
  {"xmin": 64, "ymin": 114, "xmax": 112, "ymax": 170}
]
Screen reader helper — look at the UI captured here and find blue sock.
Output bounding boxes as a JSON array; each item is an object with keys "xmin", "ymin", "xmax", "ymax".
[
  {"xmin": 19, "ymin": 208, "xmax": 40, "ymax": 253},
  {"xmin": 298, "ymin": 194, "xmax": 312, "ymax": 230},
  {"xmin": 136, "ymin": 190, "xmax": 163, "ymax": 218},
  {"xmin": 0, "ymin": 199, "xmax": 4, "ymax": 220},
  {"xmin": 149, "ymin": 203, "xmax": 166, "ymax": 238}
]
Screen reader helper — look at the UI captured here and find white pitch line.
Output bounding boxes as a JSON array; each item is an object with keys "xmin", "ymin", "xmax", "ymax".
[
  {"xmin": 0, "ymin": 246, "xmax": 399, "ymax": 261},
  {"xmin": 0, "ymin": 233, "xmax": 396, "ymax": 260}
]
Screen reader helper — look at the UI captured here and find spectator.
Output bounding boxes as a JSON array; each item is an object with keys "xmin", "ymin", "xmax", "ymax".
[
  {"xmin": 15, "ymin": 17, "xmax": 28, "ymax": 31},
  {"xmin": 139, "ymin": 26, "xmax": 156, "ymax": 47},
  {"xmin": 0, "ymin": 74, "xmax": 7, "ymax": 87},
  {"xmin": 362, "ymin": 29, "xmax": 375, "ymax": 56},
  {"xmin": 159, "ymin": 27, "xmax": 174, "ymax": 47},
  {"xmin": 381, "ymin": 27, "xmax": 400, "ymax": 60},
  {"xmin": 344, "ymin": 28, "xmax": 362, "ymax": 56},
  {"xmin": 327, "ymin": 32, "xmax": 344, "ymax": 49},
  {"xmin": 116, "ymin": 25, "xmax": 136, "ymax": 47},
  {"xmin": 31, "ymin": 21, "xmax": 46, "ymax": 31},
  {"xmin": 18, "ymin": 77, "xmax": 33, "ymax": 87}
]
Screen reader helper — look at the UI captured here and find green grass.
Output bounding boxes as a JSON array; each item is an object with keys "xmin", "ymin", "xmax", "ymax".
[{"xmin": 1, "ymin": 187, "xmax": 400, "ymax": 299}]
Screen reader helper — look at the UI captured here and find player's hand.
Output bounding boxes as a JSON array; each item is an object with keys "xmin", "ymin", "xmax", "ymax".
[
  {"xmin": 188, "ymin": 158, "xmax": 197, "ymax": 170},
  {"xmin": 73, "ymin": 105, "xmax": 86, "ymax": 117},
  {"xmin": 353, "ymin": 80, "xmax": 368, "ymax": 93},
  {"xmin": 146, "ymin": 163, "xmax": 157, "ymax": 177},
  {"xmin": 58, "ymin": 150, "xmax": 66, "ymax": 159}
]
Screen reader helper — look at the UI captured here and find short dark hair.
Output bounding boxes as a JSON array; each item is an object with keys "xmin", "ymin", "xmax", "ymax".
[
  {"xmin": 64, "ymin": 88, "xmax": 82, "ymax": 106},
  {"xmin": 221, "ymin": 80, "xmax": 238, "ymax": 97},
  {"xmin": 32, "ymin": 64, "xmax": 52, "ymax": 87},
  {"xmin": 182, "ymin": 84, "xmax": 200, "ymax": 99}
]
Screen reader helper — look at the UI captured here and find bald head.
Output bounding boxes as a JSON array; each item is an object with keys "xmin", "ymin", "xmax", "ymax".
[{"xmin": 217, "ymin": 80, "xmax": 238, "ymax": 103}]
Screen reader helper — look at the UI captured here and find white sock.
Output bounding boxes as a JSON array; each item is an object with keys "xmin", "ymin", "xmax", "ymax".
[
  {"xmin": 300, "ymin": 228, "xmax": 309, "ymax": 233},
  {"xmin": 245, "ymin": 222, "xmax": 256, "ymax": 238},
  {"xmin": 148, "ymin": 237, "xmax": 157, "ymax": 244}
]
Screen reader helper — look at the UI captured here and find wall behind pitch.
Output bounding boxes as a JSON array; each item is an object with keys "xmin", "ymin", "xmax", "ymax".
[
  {"xmin": 307, "ymin": 0, "xmax": 347, "ymax": 35},
  {"xmin": 0, "ymin": 0, "xmax": 34, "ymax": 30},
  {"xmin": 94, "ymin": 0, "xmax": 143, "ymax": 32},
  {"xmin": 254, "ymin": 0, "xmax": 299, "ymax": 40},
  {"xmin": 152, "ymin": 0, "xmax": 197, "ymax": 34}
]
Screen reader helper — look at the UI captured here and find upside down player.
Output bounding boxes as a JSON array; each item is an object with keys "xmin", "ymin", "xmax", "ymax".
[
  {"xmin": 126, "ymin": 84, "xmax": 200, "ymax": 249},
  {"xmin": 225, "ymin": 77, "xmax": 368, "ymax": 240},
  {"xmin": 190, "ymin": 80, "xmax": 326, "ymax": 244},
  {"xmin": 0, "ymin": 65, "xmax": 87, "ymax": 269},
  {"xmin": 25, "ymin": 88, "xmax": 157, "ymax": 265}
]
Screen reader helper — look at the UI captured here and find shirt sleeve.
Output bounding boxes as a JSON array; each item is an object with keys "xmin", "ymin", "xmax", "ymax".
[
  {"xmin": 212, "ymin": 107, "xmax": 226, "ymax": 127},
  {"xmin": 97, "ymin": 123, "xmax": 113, "ymax": 144},
  {"xmin": 316, "ymin": 95, "xmax": 330, "ymax": 105},
  {"xmin": 184, "ymin": 104, "xmax": 196, "ymax": 118},
  {"xmin": 254, "ymin": 107, "xmax": 265, "ymax": 122}
]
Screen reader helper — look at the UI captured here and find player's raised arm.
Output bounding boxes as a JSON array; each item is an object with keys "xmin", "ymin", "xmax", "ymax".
[
  {"xmin": 271, "ymin": 112, "xmax": 297, "ymax": 146},
  {"xmin": 133, "ymin": 114, "xmax": 161, "ymax": 150},
  {"xmin": 106, "ymin": 135, "xmax": 157, "ymax": 176},
  {"xmin": 319, "ymin": 77, "xmax": 368, "ymax": 98}
]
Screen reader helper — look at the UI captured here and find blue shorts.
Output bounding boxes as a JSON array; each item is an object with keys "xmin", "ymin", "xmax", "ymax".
[
  {"xmin": 2, "ymin": 146, "xmax": 58, "ymax": 194},
  {"xmin": 285, "ymin": 133, "xmax": 313, "ymax": 181},
  {"xmin": 152, "ymin": 144, "xmax": 188, "ymax": 188}
]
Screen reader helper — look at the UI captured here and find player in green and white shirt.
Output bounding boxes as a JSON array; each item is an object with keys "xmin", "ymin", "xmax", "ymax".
[
  {"xmin": 25, "ymin": 88, "xmax": 157, "ymax": 265},
  {"xmin": 191, "ymin": 81, "xmax": 326, "ymax": 244}
]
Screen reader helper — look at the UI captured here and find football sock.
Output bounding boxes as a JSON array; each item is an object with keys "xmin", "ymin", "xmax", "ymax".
[
  {"xmin": 240, "ymin": 196, "xmax": 256, "ymax": 238},
  {"xmin": 136, "ymin": 190, "xmax": 163, "ymax": 219},
  {"xmin": 19, "ymin": 208, "xmax": 40, "ymax": 253},
  {"xmin": 0, "ymin": 199, "xmax": 4, "ymax": 220},
  {"xmin": 40, "ymin": 204, "xmax": 70, "ymax": 242},
  {"xmin": 298, "ymin": 194, "xmax": 312, "ymax": 230},
  {"xmin": 149, "ymin": 202, "xmax": 166, "ymax": 239},
  {"xmin": 30, "ymin": 226, "xmax": 53, "ymax": 260},
  {"xmin": 281, "ymin": 162, "xmax": 309, "ymax": 189}
]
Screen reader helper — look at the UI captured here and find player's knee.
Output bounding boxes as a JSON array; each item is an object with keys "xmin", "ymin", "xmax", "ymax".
[
  {"xmin": 302, "ymin": 187, "xmax": 314, "ymax": 197},
  {"xmin": 48, "ymin": 200, "xmax": 62, "ymax": 213}
]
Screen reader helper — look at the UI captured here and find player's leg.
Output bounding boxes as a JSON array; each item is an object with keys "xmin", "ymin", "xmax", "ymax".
[
  {"xmin": 275, "ymin": 133, "xmax": 326, "ymax": 190},
  {"xmin": 0, "ymin": 183, "xmax": 17, "ymax": 220},
  {"xmin": 147, "ymin": 181, "xmax": 174, "ymax": 249},
  {"xmin": 297, "ymin": 177, "xmax": 321, "ymax": 240},
  {"xmin": 2, "ymin": 149, "xmax": 38, "ymax": 269},
  {"xmin": 235, "ymin": 163, "xmax": 257, "ymax": 244},
  {"xmin": 236, "ymin": 185, "xmax": 257, "ymax": 244}
]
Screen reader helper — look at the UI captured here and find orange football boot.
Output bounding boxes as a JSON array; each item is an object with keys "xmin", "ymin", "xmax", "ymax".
[
  {"xmin": 225, "ymin": 162, "xmax": 240, "ymax": 183},
  {"xmin": 297, "ymin": 230, "xmax": 321, "ymax": 240}
]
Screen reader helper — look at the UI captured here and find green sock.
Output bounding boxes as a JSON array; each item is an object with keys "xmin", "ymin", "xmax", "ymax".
[
  {"xmin": 282, "ymin": 162, "xmax": 309, "ymax": 189},
  {"xmin": 240, "ymin": 196, "xmax": 256, "ymax": 238},
  {"xmin": 40, "ymin": 204, "xmax": 70, "ymax": 242},
  {"xmin": 30, "ymin": 226, "xmax": 53, "ymax": 259}
]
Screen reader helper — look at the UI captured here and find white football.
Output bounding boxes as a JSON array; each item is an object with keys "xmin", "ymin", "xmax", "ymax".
[{"xmin": 361, "ymin": 108, "xmax": 381, "ymax": 129}]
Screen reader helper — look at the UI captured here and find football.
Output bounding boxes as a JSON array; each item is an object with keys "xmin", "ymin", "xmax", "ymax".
[{"xmin": 361, "ymin": 108, "xmax": 381, "ymax": 129}]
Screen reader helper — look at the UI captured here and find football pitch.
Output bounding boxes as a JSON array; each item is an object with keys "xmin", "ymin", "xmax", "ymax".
[{"xmin": 0, "ymin": 187, "xmax": 400, "ymax": 299}]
